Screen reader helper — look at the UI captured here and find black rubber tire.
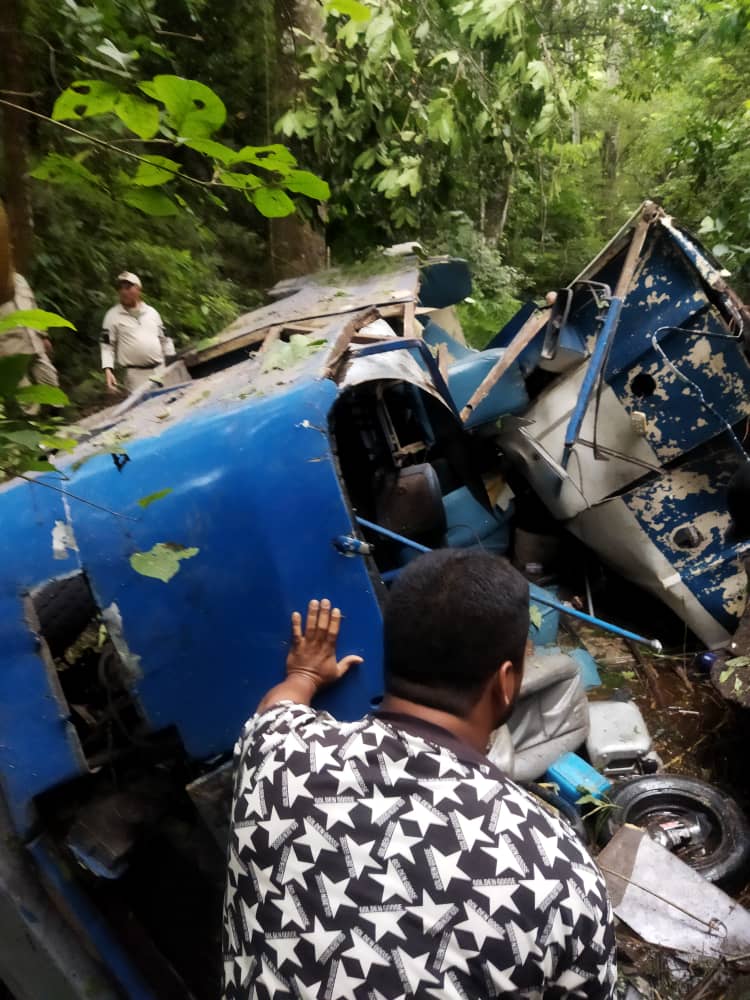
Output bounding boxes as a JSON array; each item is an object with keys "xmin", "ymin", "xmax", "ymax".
[
  {"xmin": 602, "ymin": 775, "xmax": 750, "ymax": 885},
  {"xmin": 32, "ymin": 574, "xmax": 95, "ymax": 657}
]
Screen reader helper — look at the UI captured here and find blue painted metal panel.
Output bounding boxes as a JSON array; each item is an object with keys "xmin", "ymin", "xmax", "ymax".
[
  {"xmin": 0, "ymin": 481, "xmax": 88, "ymax": 834},
  {"xmin": 0, "ymin": 377, "xmax": 386, "ymax": 829},
  {"xmin": 575, "ymin": 224, "xmax": 750, "ymax": 463},
  {"xmin": 68, "ymin": 378, "xmax": 385, "ymax": 757},
  {"xmin": 618, "ymin": 446, "xmax": 745, "ymax": 634}
]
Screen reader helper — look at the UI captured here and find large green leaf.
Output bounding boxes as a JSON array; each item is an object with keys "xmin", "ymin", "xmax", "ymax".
[
  {"xmin": 252, "ymin": 187, "xmax": 296, "ymax": 218},
  {"xmin": 0, "ymin": 355, "xmax": 32, "ymax": 395},
  {"xmin": 218, "ymin": 170, "xmax": 262, "ymax": 191},
  {"xmin": 132, "ymin": 155, "xmax": 181, "ymax": 186},
  {"xmin": 13, "ymin": 384, "xmax": 70, "ymax": 407},
  {"xmin": 29, "ymin": 154, "xmax": 102, "ymax": 191},
  {"xmin": 283, "ymin": 170, "xmax": 331, "ymax": 200},
  {"xmin": 115, "ymin": 93, "xmax": 160, "ymax": 139},
  {"xmin": 52, "ymin": 80, "xmax": 120, "ymax": 120},
  {"xmin": 0, "ymin": 309, "xmax": 76, "ymax": 334},
  {"xmin": 261, "ymin": 335, "xmax": 327, "ymax": 372},
  {"xmin": 233, "ymin": 144, "xmax": 298, "ymax": 171},
  {"xmin": 183, "ymin": 138, "xmax": 237, "ymax": 164},
  {"xmin": 123, "ymin": 188, "xmax": 179, "ymax": 216},
  {"xmin": 130, "ymin": 542, "xmax": 199, "ymax": 582},
  {"xmin": 139, "ymin": 76, "xmax": 226, "ymax": 138},
  {"xmin": 324, "ymin": 0, "xmax": 371, "ymax": 20}
]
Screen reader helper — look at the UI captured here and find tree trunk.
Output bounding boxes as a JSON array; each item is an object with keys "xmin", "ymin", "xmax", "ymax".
[
  {"xmin": 0, "ymin": 0, "xmax": 34, "ymax": 273},
  {"xmin": 267, "ymin": 0, "xmax": 326, "ymax": 281}
]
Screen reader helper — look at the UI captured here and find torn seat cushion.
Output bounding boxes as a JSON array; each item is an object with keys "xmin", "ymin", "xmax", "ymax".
[{"xmin": 487, "ymin": 651, "xmax": 590, "ymax": 782}]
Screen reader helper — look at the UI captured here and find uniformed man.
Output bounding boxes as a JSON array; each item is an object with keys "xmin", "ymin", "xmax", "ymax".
[
  {"xmin": 100, "ymin": 272, "xmax": 175, "ymax": 394},
  {"xmin": 0, "ymin": 271, "xmax": 60, "ymax": 390}
]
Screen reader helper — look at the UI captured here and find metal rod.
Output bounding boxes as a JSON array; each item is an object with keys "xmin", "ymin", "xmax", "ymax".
[{"xmin": 355, "ymin": 516, "xmax": 662, "ymax": 651}]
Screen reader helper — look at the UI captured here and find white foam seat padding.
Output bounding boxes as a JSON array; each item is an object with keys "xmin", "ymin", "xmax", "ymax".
[{"xmin": 487, "ymin": 651, "xmax": 590, "ymax": 782}]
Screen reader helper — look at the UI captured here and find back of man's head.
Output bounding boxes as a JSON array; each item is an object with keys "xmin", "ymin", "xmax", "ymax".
[{"xmin": 383, "ymin": 549, "xmax": 529, "ymax": 717}]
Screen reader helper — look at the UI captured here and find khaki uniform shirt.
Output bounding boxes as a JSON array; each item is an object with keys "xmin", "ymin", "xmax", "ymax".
[
  {"xmin": 100, "ymin": 302, "xmax": 174, "ymax": 370},
  {"xmin": 0, "ymin": 273, "xmax": 49, "ymax": 359}
]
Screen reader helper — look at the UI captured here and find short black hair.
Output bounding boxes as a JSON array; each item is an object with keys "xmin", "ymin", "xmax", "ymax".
[{"xmin": 383, "ymin": 549, "xmax": 529, "ymax": 716}]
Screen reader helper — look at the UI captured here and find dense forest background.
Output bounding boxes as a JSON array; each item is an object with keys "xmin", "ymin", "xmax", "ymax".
[{"xmin": 2, "ymin": 0, "xmax": 750, "ymax": 409}]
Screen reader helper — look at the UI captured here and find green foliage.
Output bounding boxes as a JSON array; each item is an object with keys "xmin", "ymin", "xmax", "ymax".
[
  {"xmin": 129, "ymin": 542, "xmax": 199, "ymax": 582},
  {"xmin": 261, "ymin": 336, "xmax": 328, "ymax": 373}
]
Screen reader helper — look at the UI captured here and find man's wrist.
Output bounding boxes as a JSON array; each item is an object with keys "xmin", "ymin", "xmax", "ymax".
[{"xmin": 284, "ymin": 671, "xmax": 321, "ymax": 703}]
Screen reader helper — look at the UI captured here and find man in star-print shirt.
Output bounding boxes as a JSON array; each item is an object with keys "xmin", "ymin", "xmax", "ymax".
[{"xmin": 222, "ymin": 549, "xmax": 616, "ymax": 999}]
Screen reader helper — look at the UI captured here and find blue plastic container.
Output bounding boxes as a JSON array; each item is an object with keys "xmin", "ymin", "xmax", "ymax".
[{"xmin": 544, "ymin": 751, "xmax": 612, "ymax": 807}]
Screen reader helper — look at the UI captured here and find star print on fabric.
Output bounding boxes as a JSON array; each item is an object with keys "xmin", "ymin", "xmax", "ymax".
[
  {"xmin": 505, "ymin": 919, "xmax": 543, "ymax": 966},
  {"xmin": 316, "ymin": 871, "xmax": 358, "ymax": 918},
  {"xmin": 222, "ymin": 702, "xmax": 616, "ymax": 1000},
  {"xmin": 472, "ymin": 879, "xmax": 521, "ymax": 917},
  {"xmin": 341, "ymin": 834, "xmax": 380, "ymax": 879},
  {"xmin": 421, "ymin": 779, "xmax": 463, "ymax": 806},
  {"xmin": 450, "ymin": 810, "xmax": 493, "ymax": 851},
  {"xmin": 359, "ymin": 906, "xmax": 407, "ymax": 942},
  {"xmin": 326, "ymin": 958, "xmax": 365, "ymax": 1000},
  {"xmin": 469, "ymin": 772, "xmax": 502, "ymax": 804},
  {"xmin": 369, "ymin": 859, "xmax": 417, "ymax": 903},
  {"xmin": 532, "ymin": 827, "xmax": 566, "ymax": 868},
  {"xmin": 265, "ymin": 934, "xmax": 302, "ymax": 970},
  {"xmin": 454, "ymin": 900, "xmax": 505, "ymax": 950},
  {"xmin": 483, "ymin": 959, "xmax": 520, "ymax": 996},
  {"xmin": 377, "ymin": 753, "xmax": 415, "ymax": 787},
  {"xmin": 435, "ymin": 929, "xmax": 478, "ymax": 976},
  {"xmin": 559, "ymin": 878, "xmax": 596, "ymax": 925},
  {"xmin": 360, "ymin": 787, "xmax": 404, "ymax": 826},
  {"xmin": 425, "ymin": 845, "xmax": 471, "ymax": 891},
  {"xmin": 300, "ymin": 916, "xmax": 345, "ymax": 963},
  {"xmin": 342, "ymin": 928, "xmax": 391, "ymax": 976},
  {"xmin": 426, "ymin": 751, "xmax": 469, "ymax": 778},
  {"xmin": 257, "ymin": 807, "xmax": 298, "ymax": 849},
  {"xmin": 516, "ymin": 864, "xmax": 563, "ymax": 910},
  {"xmin": 247, "ymin": 858, "xmax": 279, "ymax": 904},
  {"xmin": 329, "ymin": 759, "xmax": 366, "ymax": 795},
  {"xmin": 378, "ymin": 820, "xmax": 422, "ymax": 865},
  {"xmin": 277, "ymin": 844, "xmax": 315, "ymax": 889},
  {"xmin": 313, "ymin": 797, "xmax": 358, "ymax": 831},
  {"xmin": 309, "ymin": 740, "xmax": 339, "ymax": 773},
  {"xmin": 295, "ymin": 817, "xmax": 338, "ymax": 860},
  {"xmin": 283, "ymin": 768, "xmax": 313, "ymax": 808},
  {"xmin": 269, "ymin": 884, "xmax": 308, "ymax": 930},
  {"xmin": 400, "ymin": 795, "xmax": 448, "ymax": 835},
  {"xmin": 480, "ymin": 835, "xmax": 528, "ymax": 877},
  {"xmin": 426, "ymin": 970, "xmax": 469, "ymax": 1000},
  {"xmin": 490, "ymin": 798, "xmax": 526, "ymax": 839},
  {"xmin": 407, "ymin": 888, "xmax": 458, "ymax": 936},
  {"xmin": 292, "ymin": 974, "xmax": 323, "ymax": 1000},
  {"xmin": 392, "ymin": 947, "xmax": 439, "ymax": 994},
  {"xmin": 258, "ymin": 954, "xmax": 290, "ymax": 998}
]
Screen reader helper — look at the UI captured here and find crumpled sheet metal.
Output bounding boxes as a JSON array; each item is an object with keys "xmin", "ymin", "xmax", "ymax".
[{"xmin": 598, "ymin": 825, "xmax": 750, "ymax": 960}]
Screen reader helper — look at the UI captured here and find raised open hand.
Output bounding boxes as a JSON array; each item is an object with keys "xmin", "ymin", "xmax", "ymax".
[{"xmin": 286, "ymin": 598, "xmax": 363, "ymax": 691}]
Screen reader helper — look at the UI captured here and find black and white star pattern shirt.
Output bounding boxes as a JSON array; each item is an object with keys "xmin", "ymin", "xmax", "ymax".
[{"xmin": 222, "ymin": 702, "xmax": 617, "ymax": 999}]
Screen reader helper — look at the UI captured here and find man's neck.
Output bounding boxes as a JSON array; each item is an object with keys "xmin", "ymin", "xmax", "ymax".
[{"xmin": 377, "ymin": 693, "xmax": 491, "ymax": 753}]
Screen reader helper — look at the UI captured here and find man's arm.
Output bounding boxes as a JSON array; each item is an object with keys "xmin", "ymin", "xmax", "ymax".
[
  {"xmin": 100, "ymin": 314, "xmax": 119, "ymax": 393},
  {"xmin": 257, "ymin": 598, "xmax": 362, "ymax": 713},
  {"xmin": 156, "ymin": 311, "xmax": 176, "ymax": 361}
]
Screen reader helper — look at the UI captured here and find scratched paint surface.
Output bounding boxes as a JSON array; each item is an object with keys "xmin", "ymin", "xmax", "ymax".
[
  {"xmin": 568, "ymin": 226, "xmax": 750, "ymax": 463},
  {"xmin": 621, "ymin": 445, "xmax": 747, "ymax": 633}
]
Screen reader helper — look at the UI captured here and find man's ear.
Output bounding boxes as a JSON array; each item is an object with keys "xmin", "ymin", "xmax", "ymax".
[{"xmin": 495, "ymin": 659, "xmax": 518, "ymax": 716}]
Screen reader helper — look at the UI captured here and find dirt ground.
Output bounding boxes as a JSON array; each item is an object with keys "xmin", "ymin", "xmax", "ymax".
[{"xmin": 557, "ymin": 619, "xmax": 750, "ymax": 1000}]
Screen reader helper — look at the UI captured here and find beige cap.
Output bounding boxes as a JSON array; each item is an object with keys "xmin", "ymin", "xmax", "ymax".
[{"xmin": 116, "ymin": 271, "xmax": 142, "ymax": 288}]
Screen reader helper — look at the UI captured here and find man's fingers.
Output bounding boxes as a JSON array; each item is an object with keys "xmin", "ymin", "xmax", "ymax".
[
  {"xmin": 317, "ymin": 598, "xmax": 331, "ymax": 635},
  {"xmin": 337, "ymin": 655, "xmax": 363, "ymax": 678},
  {"xmin": 291, "ymin": 610, "xmax": 303, "ymax": 643},
  {"xmin": 305, "ymin": 599, "xmax": 320, "ymax": 636},
  {"xmin": 328, "ymin": 606, "xmax": 342, "ymax": 641}
]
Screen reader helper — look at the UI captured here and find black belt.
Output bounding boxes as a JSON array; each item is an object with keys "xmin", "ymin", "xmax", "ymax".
[{"xmin": 124, "ymin": 361, "xmax": 160, "ymax": 370}]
